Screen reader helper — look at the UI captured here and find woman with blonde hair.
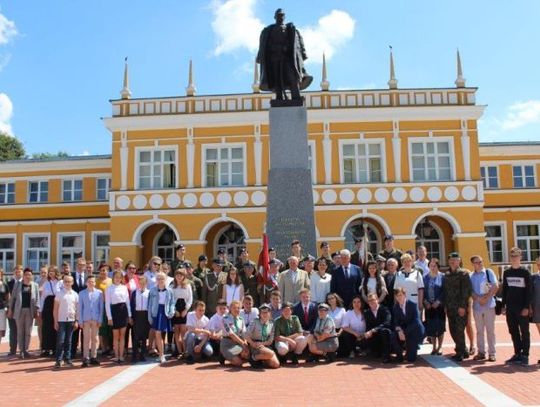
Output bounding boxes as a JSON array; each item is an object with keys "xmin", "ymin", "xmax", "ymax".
[
  {"xmin": 171, "ymin": 268, "xmax": 193, "ymax": 359},
  {"xmin": 105, "ymin": 271, "xmax": 131, "ymax": 363},
  {"xmin": 40, "ymin": 265, "xmax": 61, "ymax": 356},
  {"xmin": 147, "ymin": 272, "xmax": 175, "ymax": 364}
]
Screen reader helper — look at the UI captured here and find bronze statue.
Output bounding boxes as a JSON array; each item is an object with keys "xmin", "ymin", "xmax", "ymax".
[{"xmin": 257, "ymin": 8, "xmax": 312, "ymax": 105}]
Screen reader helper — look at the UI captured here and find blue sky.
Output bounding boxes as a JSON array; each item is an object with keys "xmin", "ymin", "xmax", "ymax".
[{"xmin": 0, "ymin": 0, "xmax": 539, "ymax": 156}]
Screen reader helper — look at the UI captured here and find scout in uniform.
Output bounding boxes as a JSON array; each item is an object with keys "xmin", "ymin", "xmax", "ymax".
[
  {"xmin": 202, "ymin": 258, "xmax": 223, "ymax": 317},
  {"xmin": 378, "ymin": 235, "xmax": 403, "ymax": 268},
  {"xmin": 443, "ymin": 252, "xmax": 473, "ymax": 362},
  {"xmin": 220, "ymin": 300, "xmax": 249, "ymax": 367},
  {"xmin": 246, "ymin": 304, "xmax": 280, "ymax": 369}
]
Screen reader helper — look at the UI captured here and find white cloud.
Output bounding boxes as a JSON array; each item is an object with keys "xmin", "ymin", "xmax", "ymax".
[
  {"xmin": 501, "ymin": 100, "xmax": 540, "ymax": 131},
  {"xmin": 80, "ymin": 150, "xmax": 90, "ymax": 156},
  {"xmin": 0, "ymin": 9, "xmax": 17, "ymax": 45},
  {"xmin": 0, "ymin": 92, "xmax": 13, "ymax": 135},
  {"xmin": 210, "ymin": 0, "xmax": 263, "ymax": 56},
  {"xmin": 300, "ymin": 10, "xmax": 355, "ymax": 64}
]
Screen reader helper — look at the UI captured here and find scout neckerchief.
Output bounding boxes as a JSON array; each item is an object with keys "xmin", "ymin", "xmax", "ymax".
[
  {"xmin": 261, "ymin": 320, "xmax": 269, "ymax": 342},
  {"xmin": 233, "ymin": 315, "xmax": 241, "ymax": 333}
]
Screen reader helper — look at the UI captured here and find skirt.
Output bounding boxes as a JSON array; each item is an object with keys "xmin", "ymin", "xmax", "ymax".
[
  {"xmin": 315, "ymin": 336, "xmax": 339, "ymax": 353},
  {"xmin": 152, "ymin": 304, "xmax": 172, "ymax": 333},
  {"xmin": 172, "ymin": 298, "xmax": 187, "ymax": 325},
  {"xmin": 424, "ymin": 306, "xmax": 446, "ymax": 337},
  {"xmin": 220, "ymin": 337, "xmax": 245, "ymax": 360},
  {"xmin": 41, "ymin": 295, "xmax": 57, "ymax": 351},
  {"xmin": 111, "ymin": 303, "xmax": 129, "ymax": 329}
]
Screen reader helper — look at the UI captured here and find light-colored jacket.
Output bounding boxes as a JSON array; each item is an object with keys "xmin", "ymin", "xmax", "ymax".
[
  {"xmin": 78, "ymin": 288, "xmax": 104, "ymax": 323},
  {"xmin": 10, "ymin": 280, "xmax": 40, "ymax": 320},
  {"xmin": 278, "ymin": 268, "xmax": 310, "ymax": 304},
  {"xmin": 147, "ymin": 286, "xmax": 175, "ymax": 324}
]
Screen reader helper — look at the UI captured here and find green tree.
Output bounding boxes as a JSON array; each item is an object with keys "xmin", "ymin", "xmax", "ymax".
[
  {"xmin": 0, "ymin": 131, "xmax": 25, "ymax": 161},
  {"xmin": 31, "ymin": 151, "xmax": 69, "ymax": 160}
]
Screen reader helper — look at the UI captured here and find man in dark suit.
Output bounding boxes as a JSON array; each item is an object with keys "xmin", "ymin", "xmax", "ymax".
[
  {"xmin": 363, "ymin": 293, "xmax": 394, "ymax": 363},
  {"xmin": 71, "ymin": 257, "xmax": 87, "ymax": 356},
  {"xmin": 393, "ymin": 287, "xmax": 425, "ymax": 362},
  {"xmin": 292, "ymin": 288, "xmax": 318, "ymax": 332},
  {"xmin": 7, "ymin": 265, "xmax": 23, "ymax": 356},
  {"xmin": 350, "ymin": 238, "xmax": 373, "ymax": 271},
  {"xmin": 330, "ymin": 249, "xmax": 361, "ymax": 309}
]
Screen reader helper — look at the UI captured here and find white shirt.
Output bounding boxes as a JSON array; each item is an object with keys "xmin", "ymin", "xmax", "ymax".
[
  {"xmin": 172, "ymin": 285, "xmax": 193, "ymax": 311},
  {"xmin": 208, "ymin": 312, "xmax": 226, "ymax": 333},
  {"xmin": 224, "ymin": 284, "xmax": 241, "ymax": 306},
  {"xmin": 415, "ymin": 259, "xmax": 430, "ymax": 276},
  {"xmin": 310, "ymin": 273, "xmax": 332, "ymax": 304},
  {"xmin": 40, "ymin": 279, "xmax": 61, "ymax": 309},
  {"xmin": 186, "ymin": 311, "xmax": 210, "ymax": 340},
  {"xmin": 329, "ymin": 307, "xmax": 346, "ymax": 329},
  {"xmin": 341, "ymin": 310, "xmax": 366, "ymax": 334},
  {"xmin": 105, "ymin": 283, "xmax": 131, "ymax": 319},
  {"xmin": 144, "ymin": 271, "xmax": 157, "ymax": 289},
  {"xmin": 240, "ymin": 308, "xmax": 259, "ymax": 327},
  {"xmin": 55, "ymin": 289, "xmax": 79, "ymax": 322},
  {"xmin": 134, "ymin": 288, "xmax": 149, "ymax": 311},
  {"xmin": 394, "ymin": 269, "xmax": 424, "ymax": 304}
]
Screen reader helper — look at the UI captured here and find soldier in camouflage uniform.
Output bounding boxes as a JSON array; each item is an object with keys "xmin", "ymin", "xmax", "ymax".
[
  {"xmin": 185, "ymin": 261, "xmax": 203, "ymax": 310},
  {"xmin": 443, "ymin": 252, "xmax": 473, "ymax": 361}
]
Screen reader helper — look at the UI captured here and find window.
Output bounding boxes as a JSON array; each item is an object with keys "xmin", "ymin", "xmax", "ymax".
[
  {"xmin": 93, "ymin": 233, "xmax": 110, "ymax": 266},
  {"xmin": 58, "ymin": 234, "xmax": 84, "ymax": 269},
  {"xmin": 512, "ymin": 165, "xmax": 535, "ymax": 188},
  {"xmin": 0, "ymin": 182, "xmax": 15, "ymax": 204},
  {"xmin": 138, "ymin": 149, "xmax": 176, "ymax": 189},
  {"xmin": 0, "ymin": 237, "xmax": 15, "ymax": 271},
  {"xmin": 96, "ymin": 178, "xmax": 111, "ymax": 201},
  {"xmin": 411, "ymin": 141, "xmax": 452, "ymax": 181},
  {"xmin": 204, "ymin": 146, "xmax": 244, "ymax": 187},
  {"xmin": 415, "ymin": 220, "xmax": 442, "ymax": 261},
  {"xmin": 25, "ymin": 235, "xmax": 49, "ymax": 271},
  {"xmin": 341, "ymin": 142, "xmax": 383, "ymax": 183},
  {"xmin": 344, "ymin": 222, "xmax": 380, "ymax": 255},
  {"xmin": 216, "ymin": 223, "xmax": 246, "ymax": 262},
  {"xmin": 63, "ymin": 179, "xmax": 83, "ymax": 201},
  {"xmin": 156, "ymin": 228, "xmax": 175, "ymax": 264},
  {"xmin": 516, "ymin": 224, "xmax": 540, "ymax": 262},
  {"xmin": 28, "ymin": 181, "xmax": 48, "ymax": 203},
  {"xmin": 480, "ymin": 166, "xmax": 498, "ymax": 189},
  {"xmin": 485, "ymin": 225, "xmax": 504, "ymax": 263}
]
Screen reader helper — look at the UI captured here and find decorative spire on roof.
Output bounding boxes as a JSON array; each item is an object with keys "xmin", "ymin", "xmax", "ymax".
[
  {"xmin": 120, "ymin": 57, "xmax": 131, "ymax": 99},
  {"xmin": 252, "ymin": 59, "xmax": 260, "ymax": 93},
  {"xmin": 455, "ymin": 49, "xmax": 466, "ymax": 88},
  {"xmin": 388, "ymin": 46, "xmax": 398, "ymax": 89},
  {"xmin": 320, "ymin": 52, "xmax": 330, "ymax": 91},
  {"xmin": 186, "ymin": 59, "xmax": 196, "ymax": 96}
]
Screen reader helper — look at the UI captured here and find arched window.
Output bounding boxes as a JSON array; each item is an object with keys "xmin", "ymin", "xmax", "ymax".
[
  {"xmin": 415, "ymin": 219, "xmax": 443, "ymax": 260},
  {"xmin": 215, "ymin": 223, "xmax": 246, "ymax": 263},
  {"xmin": 155, "ymin": 227, "xmax": 175, "ymax": 264},
  {"xmin": 344, "ymin": 220, "xmax": 381, "ymax": 255}
]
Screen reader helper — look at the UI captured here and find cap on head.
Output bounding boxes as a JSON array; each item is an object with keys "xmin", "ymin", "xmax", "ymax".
[
  {"xmin": 198, "ymin": 255, "xmax": 207, "ymax": 262},
  {"xmin": 320, "ymin": 241, "xmax": 329, "ymax": 249},
  {"xmin": 384, "ymin": 234, "xmax": 394, "ymax": 241},
  {"xmin": 274, "ymin": 8, "xmax": 285, "ymax": 17},
  {"xmin": 448, "ymin": 252, "xmax": 460, "ymax": 259},
  {"xmin": 268, "ymin": 258, "xmax": 282, "ymax": 266},
  {"xmin": 259, "ymin": 303, "xmax": 271, "ymax": 312},
  {"xmin": 375, "ymin": 255, "xmax": 386, "ymax": 262},
  {"xmin": 318, "ymin": 303, "xmax": 330, "ymax": 311},
  {"xmin": 212, "ymin": 258, "xmax": 224, "ymax": 266},
  {"xmin": 175, "ymin": 243, "xmax": 185, "ymax": 250},
  {"xmin": 302, "ymin": 254, "xmax": 316, "ymax": 263},
  {"xmin": 217, "ymin": 248, "xmax": 226, "ymax": 255}
]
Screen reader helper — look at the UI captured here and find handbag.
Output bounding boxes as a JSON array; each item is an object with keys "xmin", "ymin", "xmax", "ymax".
[{"xmin": 486, "ymin": 269, "xmax": 503, "ymax": 315}]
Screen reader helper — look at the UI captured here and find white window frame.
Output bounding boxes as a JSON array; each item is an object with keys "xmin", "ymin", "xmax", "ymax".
[
  {"xmin": 201, "ymin": 143, "xmax": 247, "ymax": 187},
  {"xmin": 0, "ymin": 233, "xmax": 16, "ymax": 272},
  {"xmin": 480, "ymin": 166, "xmax": 499, "ymax": 189},
  {"xmin": 62, "ymin": 178, "xmax": 83, "ymax": 202},
  {"xmin": 57, "ymin": 232, "xmax": 85, "ymax": 270},
  {"xmin": 96, "ymin": 177, "xmax": 111, "ymax": 201},
  {"xmin": 415, "ymin": 221, "xmax": 445, "ymax": 261},
  {"xmin": 513, "ymin": 221, "xmax": 540, "ymax": 262},
  {"xmin": 135, "ymin": 146, "xmax": 179, "ymax": 190},
  {"xmin": 308, "ymin": 140, "xmax": 316, "ymax": 184},
  {"xmin": 512, "ymin": 165, "xmax": 536, "ymax": 189},
  {"xmin": 28, "ymin": 180, "xmax": 49, "ymax": 203},
  {"xmin": 484, "ymin": 221, "xmax": 507, "ymax": 263},
  {"xmin": 0, "ymin": 182, "xmax": 15, "ymax": 204},
  {"xmin": 408, "ymin": 136, "xmax": 456, "ymax": 182},
  {"xmin": 23, "ymin": 233, "xmax": 50, "ymax": 271},
  {"xmin": 338, "ymin": 138, "xmax": 386, "ymax": 184},
  {"xmin": 91, "ymin": 231, "xmax": 110, "ymax": 267}
]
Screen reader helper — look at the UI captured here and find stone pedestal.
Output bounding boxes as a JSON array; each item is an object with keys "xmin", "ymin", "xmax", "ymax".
[{"xmin": 266, "ymin": 105, "xmax": 317, "ymax": 260}]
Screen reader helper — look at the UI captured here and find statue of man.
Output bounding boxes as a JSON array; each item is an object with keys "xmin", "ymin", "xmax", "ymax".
[{"xmin": 257, "ymin": 8, "xmax": 312, "ymax": 103}]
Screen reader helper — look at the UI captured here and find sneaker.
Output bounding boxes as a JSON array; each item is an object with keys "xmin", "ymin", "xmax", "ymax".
[
  {"xmin": 218, "ymin": 354, "xmax": 226, "ymax": 366},
  {"xmin": 54, "ymin": 361, "xmax": 61, "ymax": 369},
  {"xmin": 90, "ymin": 358, "xmax": 101, "ymax": 366},
  {"xmin": 473, "ymin": 353, "xmax": 486, "ymax": 361},
  {"xmin": 159, "ymin": 355, "xmax": 167, "ymax": 364},
  {"xmin": 451, "ymin": 354, "xmax": 463, "ymax": 362},
  {"xmin": 290, "ymin": 354, "xmax": 299, "ymax": 365},
  {"xmin": 505, "ymin": 354, "xmax": 522, "ymax": 364},
  {"xmin": 306, "ymin": 355, "xmax": 319, "ymax": 363},
  {"xmin": 520, "ymin": 356, "xmax": 529, "ymax": 366},
  {"xmin": 185, "ymin": 355, "xmax": 195, "ymax": 365},
  {"xmin": 463, "ymin": 351, "xmax": 470, "ymax": 359},
  {"xmin": 81, "ymin": 359, "xmax": 89, "ymax": 368},
  {"xmin": 139, "ymin": 355, "xmax": 147, "ymax": 362},
  {"xmin": 326, "ymin": 352, "xmax": 336, "ymax": 363},
  {"xmin": 488, "ymin": 355, "xmax": 496, "ymax": 362},
  {"xmin": 65, "ymin": 360, "xmax": 74, "ymax": 367},
  {"xmin": 19, "ymin": 352, "xmax": 25, "ymax": 359}
]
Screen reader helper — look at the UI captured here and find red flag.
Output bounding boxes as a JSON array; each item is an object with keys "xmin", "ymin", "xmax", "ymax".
[{"xmin": 258, "ymin": 233, "xmax": 270, "ymax": 285}]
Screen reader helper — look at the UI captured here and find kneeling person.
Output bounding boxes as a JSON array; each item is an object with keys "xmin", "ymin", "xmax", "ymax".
[
  {"xmin": 184, "ymin": 301, "xmax": 213, "ymax": 364},
  {"xmin": 307, "ymin": 303, "xmax": 338, "ymax": 362},
  {"xmin": 220, "ymin": 300, "xmax": 249, "ymax": 366},
  {"xmin": 274, "ymin": 302, "xmax": 307, "ymax": 364},
  {"xmin": 246, "ymin": 304, "xmax": 280, "ymax": 369}
]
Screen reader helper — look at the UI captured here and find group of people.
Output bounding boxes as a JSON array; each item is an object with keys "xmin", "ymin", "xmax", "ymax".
[{"xmin": 1, "ymin": 236, "xmax": 539, "ymax": 369}]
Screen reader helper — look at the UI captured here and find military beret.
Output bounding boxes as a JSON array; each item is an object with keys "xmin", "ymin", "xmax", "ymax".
[{"xmin": 448, "ymin": 252, "xmax": 461, "ymax": 259}]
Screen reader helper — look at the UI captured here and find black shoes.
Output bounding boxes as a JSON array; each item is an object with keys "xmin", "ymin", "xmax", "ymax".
[
  {"xmin": 505, "ymin": 354, "xmax": 522, "ymax": 364},
  {"xmin": 81, "ymin": 359, "xmax": 89, "ymax": 368},
  {"xmin": 90, "ymin": 358, "xmax": 101, "ymax": 366}
]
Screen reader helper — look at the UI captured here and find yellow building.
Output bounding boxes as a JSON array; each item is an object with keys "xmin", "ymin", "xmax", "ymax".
[{"xmin": 1, "ymin": 54, "xmax": 539, "ymax": 273}]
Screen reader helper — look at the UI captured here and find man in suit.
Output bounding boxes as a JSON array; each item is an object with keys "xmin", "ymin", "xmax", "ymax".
[
  {"xmin": 70, "ymin": 257, "xmax": 87, "ymax": 356},
  {"xmin": 393, "ymin": 287, "xmax": 425, "ymax": 362},
  {"xmin": 7, "ymin": 265, "xmax": 23, "ymax": 356},
  {"xmin": 363, "ymin": 293, "xmax": 394, "ymax": 363},
  {"xmin": 330, "ymin": 249, "xmax": 361, "ymax": 309},
  {"xmin": 292, "ymin": 288, "xmax": 317, "ymax": 332},
  {"xmin": 278, "ymin": 256, "xmax": 310, "ymax": 304},
  {"xmin": 350, "ymin": 238, "xmax": 373, "ymax": 271}
]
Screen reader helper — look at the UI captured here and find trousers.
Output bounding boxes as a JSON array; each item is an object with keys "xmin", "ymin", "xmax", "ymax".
[
  {"xmin": 447, "ymin": 309, "xmax": 467, "ymax": 356},
  {"xmin": 506, "ymin": 308, "xmax": 530, "ymax": 356},
  {"xmin": 473, "ymin": 308, "xmax": 496, "ymax": 356},
  {"xmin": 16, "ymin": 308, "xmax": 34, "ymax": 353},
  {"xmin": 82, "ymin": 320, "xmax": 99, "ymax": 359}
]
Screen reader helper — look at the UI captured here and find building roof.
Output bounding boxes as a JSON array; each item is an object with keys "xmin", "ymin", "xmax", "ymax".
[
  {"xmin": 2, "ymin": 154, "xmax": 112, "ymax": 164},
  {"xmin": 479, "ymin": 141, "xmax": 540, "ymax": 147}
]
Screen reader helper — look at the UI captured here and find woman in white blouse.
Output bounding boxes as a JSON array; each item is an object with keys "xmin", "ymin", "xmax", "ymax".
[
  {"xmin": 221, "ymin": 267, "xmax": 244, "ymax": 307},
  {"xmin": 339, "ymin": 295, "xmax": 367, "ymax": 359},
  {"xmin": 106, "ymin": 271, "xmax": 131, "ymax": 363},
  {"xmin": 326, "ymin": 293, "xmax": 346, "ymax": 331},
  {"xmin": 40, "ymin": 265, "xmax": 61, "ymax": 356},
  {"xmin": 359, "ymin": 261, "xmax": 388, "ymax": 305},
  {"xmin": 171, "ymin": 268, "xmax": 193, "ymax": 359},
  {"xmin": 311, "ymin": 260, "xmax": 332, "ymax": 304}
]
